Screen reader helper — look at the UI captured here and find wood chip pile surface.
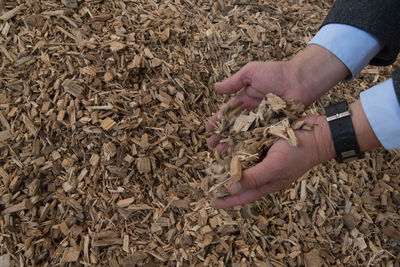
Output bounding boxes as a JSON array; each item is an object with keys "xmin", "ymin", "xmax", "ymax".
[{"xmin": 0, "ymin": 0, "xmax": 399, "ymax": 266}]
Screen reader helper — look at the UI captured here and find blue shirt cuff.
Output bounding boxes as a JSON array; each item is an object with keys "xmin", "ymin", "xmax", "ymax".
[
  {"xmin": 309, "ymin": 24, "xmax": 382, "ymax": 80},
  {"xmin": 360, "ymin": 79, "xmax": 400, "ymax": 150}
]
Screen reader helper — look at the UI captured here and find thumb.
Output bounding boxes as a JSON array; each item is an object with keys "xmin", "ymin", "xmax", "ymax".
[
  {"xmin": 215, "ymin": 62, "xmax": 256, "ymax": 94},
  {"xmin": 229, "ymin": 154, "xmax": 280, "ymax": 195}
]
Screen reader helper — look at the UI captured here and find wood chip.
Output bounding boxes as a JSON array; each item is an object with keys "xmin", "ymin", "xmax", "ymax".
[
  {"xmin": 61, "ymin": 247, "xmax": 80, "ymax": 263},
  {"xmin": 23, "ymin": 115, "xmax": 38, "ymax": 136},
  {"xmin": 62, "ymin": 80, "xmax": 83, "ymax": 97},
  {"xmin": 117, "ymin": 197, "xmax": 135, "ymax": 208},
  {"xmin": 0, "ymin": 5, "xmax": 24, "ymax": 21},
  {"xmin": 100, "ymin": 117, "xmax": 116, "ymax": 131},
  {"xmin": 230, "ymin": 156, "xmax": 242, "ymax": 183},
  {"xmin": 2, "ymin": 199, "xmax": 33, "ymax": 214}
]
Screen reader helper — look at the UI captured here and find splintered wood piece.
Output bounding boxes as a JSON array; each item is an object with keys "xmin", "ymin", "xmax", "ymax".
[
  {"xmin": 267, "ymin": 124, "xmax": 289, "ymax": 142},
  {"xmin": 63, "ymin": 80, "xmax": 83, "ymax": 97},
  {"xmin": 286, "ymin": 128, "xmax": 299, "ymax": 147},
  {"xmin": 304, "ymin": 249, "xmax": 324, "ymax": 267},
  {"xmin": 291, "ymin": 120, "xmax": 305, "ymax": 130},
  {"xmin": 117, "ymin": 197, "xmax": 135, "ymax": 208},
  {"xmin": 137, "ymin": 157, "xmax": 151, "ymax": 174},
  {"xmin": 100, "ymin": 117, "xmax": 116, "ymax": 131},
  {"xmin": 23, "ymin": 115, "xmax": 39, "ymax": 136},
  {"xmin": 382, "ymin": 226, "xmax": 400, "ymax": 241},
  {"xmin": 230, "ymin": 156, "xmax": 242, "ymax": 183},
  {"xmin": 61, "ymin": 247, "xmax": 80, "ymax": 263},
  {"xmin": 292, "ymin": 120, "xmax": 314, "ymax": 131},
  {"xmin": 128, "ymin": 55, "xmax": 143, "ymax": 69},
  {"xmin": 225, "ymin": 101, "xmax": 243, "ymax": 120},
  {"xmin": 0, "ymin": 130, "xmax": 12, "ymax": 142},
  {"xmin": 232, "ymin": 114, "xmax": 256, "ymax": 133},
  {"xmin": 266, "ymin": 93, "xmax": 286, "ymax": 112},
  {"xmin": 61, "ymin": 0, "xmax": 78, "ymax": 8},
  {"xmin": 121, "ymin": 252, "xmax": 148, "ymax": 267},
  {"xmin": 90, "ymin": 154, "xmax": 100, "ymax": 166},
  {"xmin": 3, "ymin": 199, "xmax": 33, "ymax": 214},
  {"xmin": 0, "ymin": 4, "xmax": 24, "ymax": 21},
  {"xmin": 28, "ymin": 179, "xmax": 40, "ymax": 196},
  {"xmin": 93, "ymin": 238, "xmax": 123, "ymax": 247}
]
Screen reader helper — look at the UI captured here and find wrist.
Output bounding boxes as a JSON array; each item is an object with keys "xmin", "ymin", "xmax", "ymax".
[
  {"xmin": 287, "ymin": 45, "xmax": 350, "ymax": 106},
  {"xmin": 350, "ymin": 100, "xmax": 381, "ymax": 151},
  {"xmin": 295, "ymin": 116, "xmax": 336, "ymax": 165}
]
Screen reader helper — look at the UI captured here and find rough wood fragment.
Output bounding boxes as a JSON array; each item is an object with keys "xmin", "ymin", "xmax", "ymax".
[
  {"xmin": 61, "ymin": 247, "xmax": 80, "ymax": 263},
  {"xmin": 121, "ymin": 252, "xmax": 148, "ymax": 267},
  {"xmin": 28, "ymin": 179, "xmax": 40, "ymax": 196},
  {"xmin": 23, "ymin": 115, "xmax": 38, "ymax": 136},
  {"xmin": 117, "ymin": 197, "xmax": 135, "ymax": 208},
  {"xmin": 3, "ymin": 199, "xmax": 33, "ymax": 214},
  {"xmin": 83, "ymin": 236, "xmax": 90, "ymax": 263},
  {"xmin": 230, "ymin": 156, "xmax": 242, "ymax": 183},
  {"xmin": 304, "ymin": 249, "xmax": 324, "ymax": 267},
  {"xmin": 100, "ymin": 117, "xmax": 116, "ymax": 131},
  {"xmin": 0, "ymin": 130, "xmax": 11, "ymax": 142},
  {"xmin": 0, "ymin": 254, "xmax": 10, "ymax": 267},
  {"xmin": 62, "ymin": 80, "xmax": 83, "ymax": 97},
  {"xmin": 93, "ymin": 238, "xmax": 123, "ymax": 247},
  {"xmin": 0, "ymin": 5, "xmax": 24, "ymax": 21},
  {"xmin": 382, "ymin": 226, "xmax": 400, "ymax": 241},
  {"xmin": 266, "ymin": 93, "xmax": 286, "ymax": 112},
  {"xmin": 137, "ymin": 157, "xmax": 151, "ymax": 174},
  {"xmin": 24, "ymin": 15, "xmax": 46, "ymax": 27},
  {"xmin": 123, "ymin": 234, "xmax": 129, "ymax": 253}
]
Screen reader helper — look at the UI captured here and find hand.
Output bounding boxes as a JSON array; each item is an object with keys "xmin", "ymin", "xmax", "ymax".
[
  {"xmin": 206, "ymin": 60, "xmax": 305, "ymax": 150},
  {"xmin": 212, "ymin": 116, "xmax": 335, "ymax": 209},
  {"xmin": 206, "ymin": 45, "xmax": 350, "ymax": 151},
  {"xmin": 212, "ymin": 100, "xmax": 381, "ymax": 209}
]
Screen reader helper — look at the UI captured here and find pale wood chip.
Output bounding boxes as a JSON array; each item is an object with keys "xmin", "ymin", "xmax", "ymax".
[
  {"xmin": 117, "ymin": 197, "xmax": 135, "ymax": 208},
  {"xmin": 0, "ymin": 4, "xmax": 24, "ymax": 21},
  {"xmin": 266, "ymin": 93, "xmax": 286, "ymax": 112},
  {"xmin": 100, "ymin": 117, "xmax": 116, "ymax": 131},
  {"xmin": 230, "ymin": 156, "xmax": 242, "ymax": 183}
]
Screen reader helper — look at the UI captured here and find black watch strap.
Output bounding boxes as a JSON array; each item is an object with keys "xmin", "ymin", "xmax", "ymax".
[{"xmin": 325, "ymin": 101, "xmax": 363, "ymax": 163}]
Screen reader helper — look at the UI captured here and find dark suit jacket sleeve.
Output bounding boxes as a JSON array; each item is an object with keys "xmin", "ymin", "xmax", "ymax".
[{"xmin": 322, "ymin": 0, "xmax": 400, "ymax": 104}]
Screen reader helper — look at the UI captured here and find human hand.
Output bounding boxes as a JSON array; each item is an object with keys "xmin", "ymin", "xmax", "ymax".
[
  {"xmin": 212, "ymin": 116, "xmax": 336, "ymax": 209},
  {"xmin": 206, "ymin": 60, "xmax": 305, "ymax": 150}
]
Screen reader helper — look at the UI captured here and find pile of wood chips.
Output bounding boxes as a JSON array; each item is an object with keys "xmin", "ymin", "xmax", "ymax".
[
  {"xmin": 207, "ymin": 93, "xmax": 313, "ymax": 198},
  {"xmin": 0, "ymin": 0, "xmax": 399, "ymax": 266}
]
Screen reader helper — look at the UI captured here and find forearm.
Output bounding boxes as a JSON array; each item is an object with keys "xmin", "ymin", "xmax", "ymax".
[{"xmin": 286, "ymin": 44, "xmax": 350, "ymax": 106}]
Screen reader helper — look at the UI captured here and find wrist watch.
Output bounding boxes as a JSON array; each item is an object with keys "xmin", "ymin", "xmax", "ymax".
[{"xmin": 325, "ymin": 101, "xmax": 363, "ymax": 163}]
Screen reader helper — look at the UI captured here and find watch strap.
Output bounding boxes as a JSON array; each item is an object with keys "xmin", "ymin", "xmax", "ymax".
[{"xmin": 325, "ymin": 101, "xmax": 363, "ymax": 163}]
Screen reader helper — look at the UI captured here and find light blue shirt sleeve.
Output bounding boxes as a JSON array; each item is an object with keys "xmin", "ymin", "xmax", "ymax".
[
  {"xmin": 360, "ymin": 80, "xmax": 400, "ymax": 150},
  {"xmin": 309, "ymin": 24, "xmax": 400, "ymax": 150},
  {"xmin": 309, "ymin": 24, "xmax": 382, "ymax": 79}
]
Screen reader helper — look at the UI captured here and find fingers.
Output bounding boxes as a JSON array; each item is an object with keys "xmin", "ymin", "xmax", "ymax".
[
  {"xmin": 215, "ymin": 62, "xmax": 256, "ymax": 94},
  {"xmin": 212, "ymin": 181, "xmax": 282, "ymax": 209},
  {"xmin": 228, "ymin": 153, "xmax": 281, "ymax": 195}
]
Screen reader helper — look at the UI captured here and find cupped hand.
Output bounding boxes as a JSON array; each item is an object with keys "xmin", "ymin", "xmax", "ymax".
[
  {"xmin": 206, "ymin": 61, "xmax": 309, "ymax": 150},
  {"xmin": 212, "ymin": 116, "xmax": 336, "ymax": 209}
]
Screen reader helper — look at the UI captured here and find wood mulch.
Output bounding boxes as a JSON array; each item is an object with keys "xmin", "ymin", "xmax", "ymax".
[{"xmin": 0, "ymin": 0, "xmax": 399, "ymax": 266}]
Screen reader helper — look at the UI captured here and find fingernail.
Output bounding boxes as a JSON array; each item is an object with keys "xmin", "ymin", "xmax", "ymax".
[{"xmin": 229, "ymin": 182, "xmax": 242, "ymax": 195}]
